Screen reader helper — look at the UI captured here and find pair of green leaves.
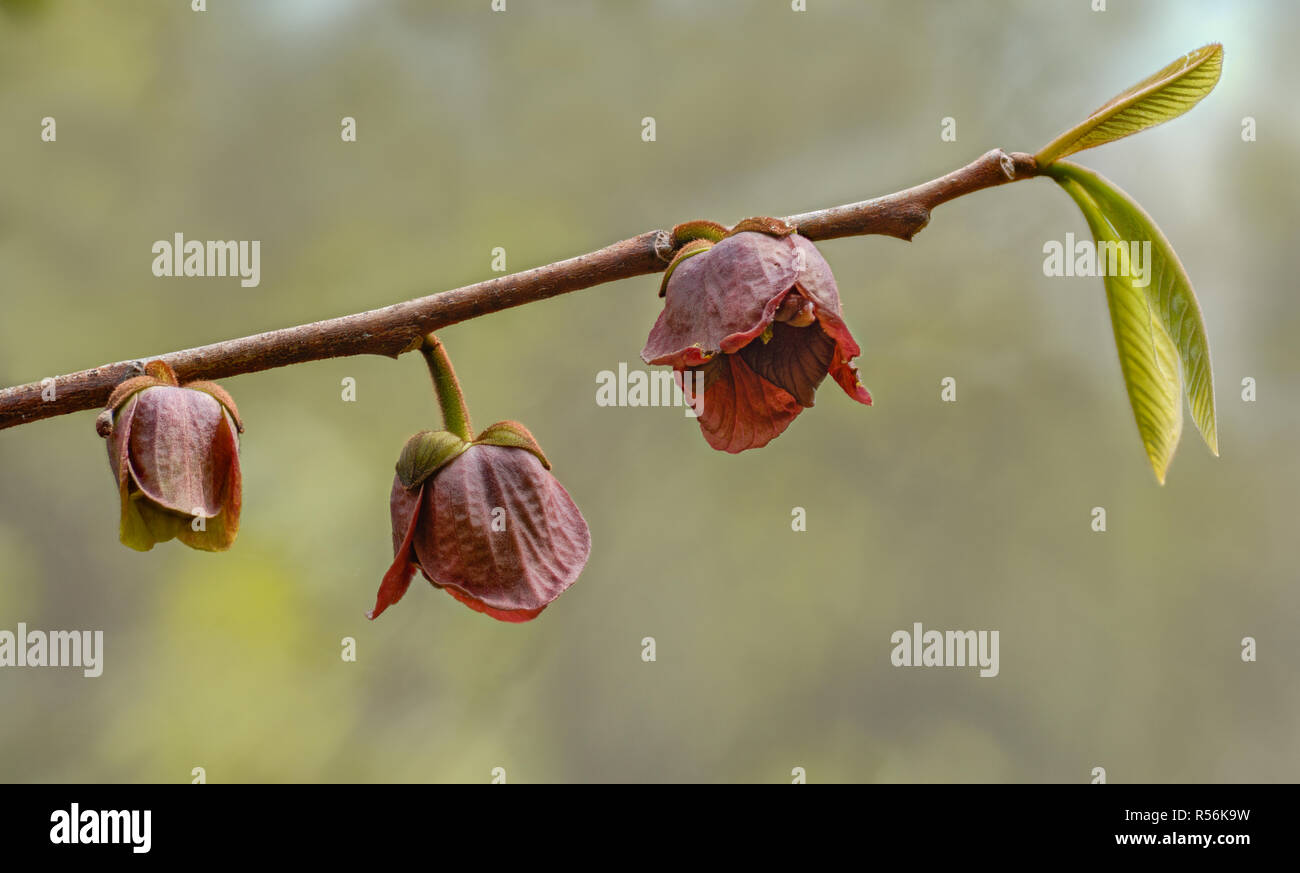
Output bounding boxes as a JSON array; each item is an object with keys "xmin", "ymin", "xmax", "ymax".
[{"xmin": 1036, "ymin": 43, "xmax": 1222, "ymax": 482}]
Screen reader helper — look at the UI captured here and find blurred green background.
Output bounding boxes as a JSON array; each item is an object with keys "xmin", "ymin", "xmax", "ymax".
[{"xmin": 1, "ymin": 0, "xmax": 1295, "ymax": 783}]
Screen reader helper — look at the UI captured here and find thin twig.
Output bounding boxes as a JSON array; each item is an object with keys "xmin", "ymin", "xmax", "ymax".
[{"xmin": 0, "ymin": 149, "xmax": 1037, "ymax": 431}]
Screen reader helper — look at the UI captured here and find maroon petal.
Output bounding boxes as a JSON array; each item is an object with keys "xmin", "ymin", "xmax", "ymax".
[
  {"xmin": 687, "ymin": 355, "xmax": 805, "ymax": 453},
  {"xmin": 125, "ymin": 386, "xmax": 231, "ymax": 517},
  {"xmin": 389, "ymin": 477, "xmax": 422, "ymax": 556},
  {"xmin": 106, "ymin": 394, "xmax": 162, "ymax": 551},
  {"xmin": 411, "ymin": 445, "xmax": 590, "ymax": 618},
  {"xmin": 184, "ymin": 380, "xmax": 245, "ymax": 432},
  {"xmin": 175, "ymin": 409, "xmax": 242, "ymax": 551},
  {"xmin": 106, "ymin": 393, "xmax": 140, "ymax": 492},
  {"xmin": 787, "ymin": 235, "xmax": 843, "ymax": 317},
  {"xmin": 738, "ymin": 321, "xmax": 836, "ymax": 408},
  {"xmin": 788, "ymin": 235, "xmax": 872, "ymax": 406},
  {"xmin": 642, "ymin": 232, "xmax": 799, "ymax": 368},
  {"xmin": 368, "ymin": 478, "xmax": 423, "ymax": 620}
]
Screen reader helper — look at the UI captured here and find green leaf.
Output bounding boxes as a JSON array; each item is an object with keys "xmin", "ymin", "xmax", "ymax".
[
  {"xmin": 1044, "ymin": 161, "xmax": 1217, "ymax": 483},
  {"xmin": 1036, "ymin": 43, "xmax": 1222, "ymax": 165}
]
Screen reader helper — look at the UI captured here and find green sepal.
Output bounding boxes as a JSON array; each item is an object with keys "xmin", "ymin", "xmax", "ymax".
[
  {"xmin": 395, "ymin": 429, "xmax": 472, "ymax": 490},
  {"xmin": 119, "ymin": 488, "xmax": 160, "ymax": 552},
  {"xmin": 670, "ymin": 220, "xmax": 729, "ymax": 248},
  {"xmin": 474, "ymin": 420, "xmax": 551, "ymax": 469},
  {"xmin": 658, "ymin": 239, "xmax": 714, "ymax": 298},
  {"xmin": 725, "ymin": 216, "xmax": 797, "ymax": 238}
]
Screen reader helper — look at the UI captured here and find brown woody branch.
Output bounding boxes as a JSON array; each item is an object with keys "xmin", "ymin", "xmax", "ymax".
[{"xmin": 0, "ymin": 149, "xmax": 1037, "ymax": 431}]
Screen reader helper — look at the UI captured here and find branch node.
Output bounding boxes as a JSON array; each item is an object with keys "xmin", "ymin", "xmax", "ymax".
[
  {"xmin": 996, "ymin": 150, "xmax": 1016, "ymax": 180},
  {"xmin": 653, "ymin": 230, "xmax": 674, "ymax": 264}
]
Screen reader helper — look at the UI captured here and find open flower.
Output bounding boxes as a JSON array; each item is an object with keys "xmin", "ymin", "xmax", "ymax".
[
  {"xmin": 368, "ymin": 337, "xmax": 590, "ymax": 623},
  {"xmin": 96, "ymin": 360, "xmax": 243, "ymax": 551},
  {"xmin": 641, "ymin": 218, "xmax": 872, "ymax": 452}
]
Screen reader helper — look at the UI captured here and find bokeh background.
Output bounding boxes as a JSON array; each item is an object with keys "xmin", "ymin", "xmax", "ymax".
[{"xmin": 0, "ymin": 0, "xmax": 1295, "ymax": 783}]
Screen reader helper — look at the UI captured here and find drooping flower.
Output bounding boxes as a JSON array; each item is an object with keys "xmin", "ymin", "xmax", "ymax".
[
  {"xmin": 641, "ymin": 218, "xmax": 872, "ymax": 452},
  {"xmin": 96, "ymin": 360, "xmax": 243, "ymax": 551},
  {"xmin": 368, "ymin": 337, "xmax": 590, "ymax": 623}
]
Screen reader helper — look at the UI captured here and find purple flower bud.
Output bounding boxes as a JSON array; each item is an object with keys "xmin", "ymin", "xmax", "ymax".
[
  {"xmin": 369, "ymin": 422, "xmax": 590, "ymax": 623},
  {"xmin": 99, "ymin": 361, "xmax": 243, "ymax": 551}
]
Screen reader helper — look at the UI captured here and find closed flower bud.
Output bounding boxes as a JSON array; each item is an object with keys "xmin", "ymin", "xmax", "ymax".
[
  {"xmin": 98, "ymin": 360, "xmax": 243, "ymax": 552},
  {"xmin": 369, "ymin": 337, "xmax": 590, "ymax": 623}
]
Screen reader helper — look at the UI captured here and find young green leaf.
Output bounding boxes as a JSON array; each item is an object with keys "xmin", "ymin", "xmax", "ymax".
[
  {"xmin": 1050, "ymin": 173, "xmax": 1182, "ymax": 481},
  {"xmin": 1036, "ymin": 43, "xmax": 1223, "ymax": 166},
  {"xmin": 1044, "ymin": 161, "xmax": 1217, "ymax": 482},
  {"xmin": 1051, "ymin": 162, "xmax": 1218, "ymax": 454}
]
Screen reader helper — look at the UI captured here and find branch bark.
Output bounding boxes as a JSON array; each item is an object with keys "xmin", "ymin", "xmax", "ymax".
[{"xmin": 0, "ymin": 149, "xmax": 1037, "ymax": 431}]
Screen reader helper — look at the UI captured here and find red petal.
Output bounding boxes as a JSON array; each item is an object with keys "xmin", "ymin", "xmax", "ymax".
[
  {"xmin": 789, "ymin": 236, "xmax": 873, "ymax": 406},
  {"xmin": 443, "ymin": 587, "xmax": 546, "ymax": 623},
  {"xmin": 829, "ymin": 355, "xmax": 873, "ymax": 406},
  {"xmin": 814, "ymin": 305, "xmax": 872, "ymax": 405},
  {"xmin": 368, "ymin": 478, "xmax": 424, "ymax": 620},
  {"xmin": 688, "ymin": 355, "xmax": 804, "ymax": 453}
]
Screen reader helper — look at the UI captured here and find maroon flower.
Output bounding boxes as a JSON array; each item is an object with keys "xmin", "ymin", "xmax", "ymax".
[
  {"xmin": 369, "ymin": 425, "xmax": 590, "ymax": 623},
  {"xmin": 96, "ymin": 360, "xmax": 243, "ymax": 552},
  {"xmin": 369, "ymin": 337, "xmax": 590, "ymax": 623},
  {"xmin": 641, "ymin": 219, "xmax": 872, "ymax": 452}
]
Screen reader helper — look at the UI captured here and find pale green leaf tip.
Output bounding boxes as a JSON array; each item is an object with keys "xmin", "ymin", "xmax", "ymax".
[
  {"xmin": 1151, "ymin": 459, "xmax": 1169, "ymax": 486},
  {"xmin": 1035, "ymin": 42, "xmax": 1224, "ymax": 166}
]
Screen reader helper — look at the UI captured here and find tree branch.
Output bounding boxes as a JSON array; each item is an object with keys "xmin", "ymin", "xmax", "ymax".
[{"xmin": 0, "ymin": 149, "xmax": 1037, "ymax": 431}]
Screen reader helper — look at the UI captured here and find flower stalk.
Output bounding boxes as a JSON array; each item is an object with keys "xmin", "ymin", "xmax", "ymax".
[{"xmin": 420, "ymin": 334, "xmax": 473, "ymax": 442}]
